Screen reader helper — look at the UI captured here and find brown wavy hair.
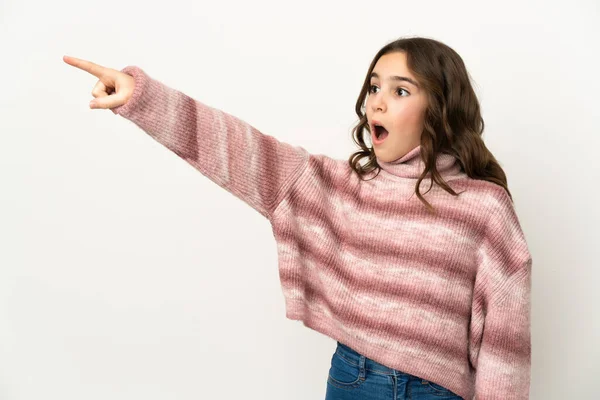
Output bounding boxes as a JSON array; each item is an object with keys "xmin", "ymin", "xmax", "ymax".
[{"xmin": 349, "ymin": 36, "xmax": 511, "ymax": 213}]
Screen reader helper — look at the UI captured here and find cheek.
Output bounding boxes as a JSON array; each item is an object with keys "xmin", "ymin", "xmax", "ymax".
[{"xmin": 392, "ymin": 104, "xmax": 426, "ymax": 129}]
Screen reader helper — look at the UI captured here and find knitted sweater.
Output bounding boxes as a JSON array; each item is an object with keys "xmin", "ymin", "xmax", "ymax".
[{"xmin": 111, "ymin": 66, "xmax": 533, "ymax": 400}]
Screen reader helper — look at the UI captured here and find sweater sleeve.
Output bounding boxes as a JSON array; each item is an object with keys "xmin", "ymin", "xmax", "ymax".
[
  {"xmin": 110, "ymin": 66, "xmax": 310, "ymax": 219},
  {"xmin": 471, "ymin": 190, "xmax": 533, "ymax": 400}
]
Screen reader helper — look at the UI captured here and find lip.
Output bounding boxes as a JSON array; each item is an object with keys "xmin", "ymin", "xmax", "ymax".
[{"xmin": 370, "ymin": 120, "xmax": 388, "ymax": 145}]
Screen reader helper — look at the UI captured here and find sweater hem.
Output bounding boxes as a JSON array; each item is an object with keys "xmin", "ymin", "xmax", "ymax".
[{"xmin": 284, "ymin": 298, "xmax": 474, "ymax": 400}]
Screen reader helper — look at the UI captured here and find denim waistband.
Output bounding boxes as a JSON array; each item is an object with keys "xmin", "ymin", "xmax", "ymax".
[{"xmin": 335, "ymin": 341, "xmax": 418, "ymax": 377}]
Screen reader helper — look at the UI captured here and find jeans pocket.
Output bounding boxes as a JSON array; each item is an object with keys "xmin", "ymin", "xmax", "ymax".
[{"xmin": 327, "ymin": 351, "xmax": 366, "ymax": 389}]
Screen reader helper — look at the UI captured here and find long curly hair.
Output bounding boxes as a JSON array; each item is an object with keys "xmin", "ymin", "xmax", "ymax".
[{"xmin": 349, "ymin": 36, "xmax": 511, "ymax": 212}]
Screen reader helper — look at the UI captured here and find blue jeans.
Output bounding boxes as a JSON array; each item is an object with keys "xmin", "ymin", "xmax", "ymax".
[{"xmin": 325, "ymin": 341, "xmax": 463, "ymax": 400}]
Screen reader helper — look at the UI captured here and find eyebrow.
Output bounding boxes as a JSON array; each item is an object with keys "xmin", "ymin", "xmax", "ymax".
[{"xmin": 370, "ymin": 72, "xmax": 419, "ymax": 88}]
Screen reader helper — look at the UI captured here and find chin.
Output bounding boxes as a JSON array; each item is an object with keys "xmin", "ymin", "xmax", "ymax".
[
  {"xmin": 373, "ymin": 149, "xmax": 395, "ymax": 162},
  {"xmin": 374, "ymin": 152, "xmax": 392, "ymax": 163}
]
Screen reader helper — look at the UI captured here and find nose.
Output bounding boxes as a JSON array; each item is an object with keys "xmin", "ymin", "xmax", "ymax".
[{"xmin": 370, "ymin": 93, "xmax": 386, "ymax": 113}]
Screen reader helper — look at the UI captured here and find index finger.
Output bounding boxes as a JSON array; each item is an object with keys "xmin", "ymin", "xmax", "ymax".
[{"xmin": 63, "ymin": 55, "xmax": 109, "ymax": 78}]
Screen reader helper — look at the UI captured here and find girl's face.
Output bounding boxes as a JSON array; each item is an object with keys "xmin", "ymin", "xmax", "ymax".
[{"xmin": 366, "ymin": 51, "xmax": 429, "ymax": 162}]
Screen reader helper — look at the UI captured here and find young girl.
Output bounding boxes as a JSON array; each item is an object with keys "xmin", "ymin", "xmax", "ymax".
[{"xmin": 64, "ymin": 36, "xmax": 532, "ymax": 400}]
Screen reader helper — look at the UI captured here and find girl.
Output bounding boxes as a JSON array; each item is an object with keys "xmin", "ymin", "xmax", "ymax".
[{"xmin": 64, "ymin": 36, "xmax": 532, "ymax": 400}]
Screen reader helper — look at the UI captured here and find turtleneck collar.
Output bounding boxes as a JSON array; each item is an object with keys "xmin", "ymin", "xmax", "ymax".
[{"xmin": 376, "ymin": 145, "xmax": 462, "ymax": 180}]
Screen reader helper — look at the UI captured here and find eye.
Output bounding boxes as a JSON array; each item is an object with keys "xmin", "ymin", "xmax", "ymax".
[
  {"xmin": 368, "ymin": 84, "xmax": 410, "ymax": 97},
  {"xmin": 368, "ymin": 84, "xmax": 379, "ymax": 94}
]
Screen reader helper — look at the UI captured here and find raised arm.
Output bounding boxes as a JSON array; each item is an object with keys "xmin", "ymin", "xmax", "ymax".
[{"xmin": 110, "ymin": 66, "xmax": 310, "ymax": 219}]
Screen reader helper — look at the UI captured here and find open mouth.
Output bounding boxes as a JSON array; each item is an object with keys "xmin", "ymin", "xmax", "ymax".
[{"xmin": 372, "ymin": 122, "xmax": 389, "ymax": 142}]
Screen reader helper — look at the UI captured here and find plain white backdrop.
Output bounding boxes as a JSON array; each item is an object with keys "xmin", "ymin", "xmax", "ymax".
[{"xmin": 1, "ymin": 0, "xmax": 598, "ymax": 398}]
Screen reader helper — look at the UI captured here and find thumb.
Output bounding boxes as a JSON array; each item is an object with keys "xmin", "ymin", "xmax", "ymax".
[{"xmin": 89, "ymin": 93, "xmax": 127, "ymax": 110}]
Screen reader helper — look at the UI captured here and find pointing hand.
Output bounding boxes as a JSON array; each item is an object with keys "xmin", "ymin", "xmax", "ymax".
[{"xmin": 63, "ymin": 55, "xmax": 135, "ymax": 110}]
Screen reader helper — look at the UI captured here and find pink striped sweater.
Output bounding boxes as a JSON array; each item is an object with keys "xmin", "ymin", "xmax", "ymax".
[{"xmin": 111, "ymin": 66, "xmax": 532, "ymax": 400}]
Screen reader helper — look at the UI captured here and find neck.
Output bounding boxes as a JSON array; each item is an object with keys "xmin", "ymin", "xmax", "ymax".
[{"xmin": 376, "ymin": 145, "xmax": 462, "ymax": 180}]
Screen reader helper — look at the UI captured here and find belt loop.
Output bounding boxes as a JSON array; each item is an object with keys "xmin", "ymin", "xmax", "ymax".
[{"xmin": 358, "ymin": 354, "xmax": 366, "ymax": 380}]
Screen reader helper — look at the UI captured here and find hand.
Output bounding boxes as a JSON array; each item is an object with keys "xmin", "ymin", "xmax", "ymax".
[{"xmin": 63, "ymin": 55, "xmax": 135, "ymax": 110}]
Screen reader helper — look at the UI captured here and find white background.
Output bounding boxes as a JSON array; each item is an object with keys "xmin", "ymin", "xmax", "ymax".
[{"xmin": 1, "ymin": 0, "xmax": 598, "ymax": 398}]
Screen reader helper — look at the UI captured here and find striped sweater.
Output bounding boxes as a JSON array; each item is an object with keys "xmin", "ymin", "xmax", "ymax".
[{"xmin": 111, "ymin": 66, "xmax": 533, "ymax": 400}]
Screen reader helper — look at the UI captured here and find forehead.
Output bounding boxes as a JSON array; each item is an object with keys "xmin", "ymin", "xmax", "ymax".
[{"xmin": 371, "ymin": 52, "xmax": 415, "ymax": 80}]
